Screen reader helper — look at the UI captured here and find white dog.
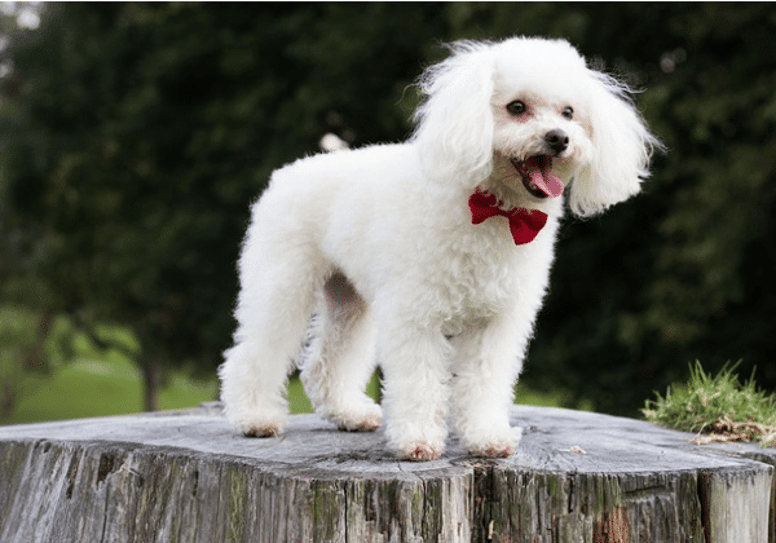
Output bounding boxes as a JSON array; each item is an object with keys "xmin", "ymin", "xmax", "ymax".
[{"xmin": 219, "ymin": 36, "xmax": 660, "ymax": 461}]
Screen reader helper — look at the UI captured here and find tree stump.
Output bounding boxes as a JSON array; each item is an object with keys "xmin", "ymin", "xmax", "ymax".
[{"xmin": 0, "ymin": 403, "xmax": 773, "ymax": 542}]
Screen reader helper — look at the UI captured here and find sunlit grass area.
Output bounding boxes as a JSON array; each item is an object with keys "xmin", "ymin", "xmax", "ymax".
[
  {"xmin": 7, "ymin": 355, "xmax": 218, "ymax": 424},
  {"xmin": 7, "ymin": 354, "xmax": 587, "ymax": 425}
]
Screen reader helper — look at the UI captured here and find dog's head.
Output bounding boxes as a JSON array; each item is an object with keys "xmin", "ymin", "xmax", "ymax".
[{"xmin": 412, "ymin": 37, "xmax": 661, "ymax": 216}]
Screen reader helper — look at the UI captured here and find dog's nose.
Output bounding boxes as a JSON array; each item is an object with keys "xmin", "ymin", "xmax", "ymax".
[{"xmin": 545, "ymin": 129, "xmax": 569, "ymax": 155}]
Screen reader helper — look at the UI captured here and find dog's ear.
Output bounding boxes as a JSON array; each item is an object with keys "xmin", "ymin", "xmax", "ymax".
[
  {"xmin": 411, "ymin": 42, "xmax": 496, "ymax": 186},
  {"xmin": 568, "ymin": 72, "xmax": 661, "ymax": 217}
]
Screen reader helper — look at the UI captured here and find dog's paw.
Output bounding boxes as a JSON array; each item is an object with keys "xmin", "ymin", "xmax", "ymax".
[
  {"xmin": 470, "ymin": 443, "xmax": 516, "ymax": 458},
  {"xmin": 336, "ymin": 410, "xmax": 383, "ymax": 433},
  {"xmin": 465, "ymin": 426, "xmax": 522, "ymax": 458},
  {"xmin": 316, "ymin": 395, "xmax": 383, "ymax": 432},
  {"xmin": 242, "ymin": 420, "xmax": 284, "ymax": 438},
  {"xmin": 319, "ymin": 398, "xmax": 383, "ymax": 433},
  {"xmin": 225, "ymin": 408, "xmax": 287, "ymax": 438},
  {"xmin": 397, "ymin": 441, "xmax": 444, "ymax": 462}
]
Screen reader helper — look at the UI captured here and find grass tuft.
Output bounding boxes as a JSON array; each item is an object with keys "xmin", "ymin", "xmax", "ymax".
[{"xmin": 642, "ymin": 360, "xmax": 776, "ymax": 446}]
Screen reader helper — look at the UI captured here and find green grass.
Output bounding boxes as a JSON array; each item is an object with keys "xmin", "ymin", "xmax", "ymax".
[
  {"xmin": 6, "ymin": 354, "xmax": 582, "ymax": 425},
  {"xmin": 7, "ymin": 355, "xmax": 218, "ymax": 424},
  {"xmin": 643, "ymin": 361, "xmax": 776, "ymax": 446}
]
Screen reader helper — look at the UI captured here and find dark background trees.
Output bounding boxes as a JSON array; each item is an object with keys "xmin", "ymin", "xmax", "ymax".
[{"xmin": 1, "ymin": 3, "xmax": 774, "ymax": 416}]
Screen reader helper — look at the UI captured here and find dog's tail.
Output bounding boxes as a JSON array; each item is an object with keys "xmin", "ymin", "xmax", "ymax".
[{"xmin": 319, "ymin": 133, "xmax": 349, "ymax": 153}]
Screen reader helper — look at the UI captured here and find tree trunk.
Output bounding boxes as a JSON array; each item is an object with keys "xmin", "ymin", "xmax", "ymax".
[
  {"xmin": 0, "ymin": 382, "xmax": 17, "ymax": 421},
  {"xmin": 0, "ymin": 404, "xmax": 773, "ymax": 542},
  {"xmin": 141, "ymin": 357, "xmax": 161, "ymax": 412}
]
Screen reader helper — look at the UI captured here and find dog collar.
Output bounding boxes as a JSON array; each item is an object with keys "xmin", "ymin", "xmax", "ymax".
[{"xmin": 469, "ymin": 189, "xmax": 547, "ymax": 245}]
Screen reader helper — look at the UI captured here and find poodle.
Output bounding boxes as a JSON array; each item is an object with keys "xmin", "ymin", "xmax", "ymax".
[{"xmin": 219, "ymin": 36, "xmax": 660, "ymax": 461}]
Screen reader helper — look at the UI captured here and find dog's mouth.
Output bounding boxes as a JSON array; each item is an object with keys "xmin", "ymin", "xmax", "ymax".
[{"xmin": 510, "ymin": 156, "xmax": 564, "ymax": 199}]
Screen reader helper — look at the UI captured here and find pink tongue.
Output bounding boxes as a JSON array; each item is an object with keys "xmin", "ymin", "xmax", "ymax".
[{"xmin": 526, "ymin": 156, "xmax": 564, "ymax": 198}]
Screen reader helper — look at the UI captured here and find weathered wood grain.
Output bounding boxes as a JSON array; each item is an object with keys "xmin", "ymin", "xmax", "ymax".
[{"xmin": 0, "ymin": 404, "xmax": 773, "ymax": 542}]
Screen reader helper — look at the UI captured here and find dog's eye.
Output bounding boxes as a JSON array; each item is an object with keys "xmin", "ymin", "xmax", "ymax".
[
  {"xmin": 561, "ymin": 106, "xmax": 574, "ymax": 120},
  {"xmin": 506, "ymin": 100, "xmax": 527, "ymax": 116}
]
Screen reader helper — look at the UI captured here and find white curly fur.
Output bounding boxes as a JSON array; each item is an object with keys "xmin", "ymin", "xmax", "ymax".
[{"xmin": 219, "ymin": 36, "xmax": 660, "ymax": 461}]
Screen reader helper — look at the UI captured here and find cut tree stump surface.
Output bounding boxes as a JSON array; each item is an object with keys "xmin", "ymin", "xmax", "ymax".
[{"xmin": 0, "ymin": 403, "xmax": 774, "ymax": 542}]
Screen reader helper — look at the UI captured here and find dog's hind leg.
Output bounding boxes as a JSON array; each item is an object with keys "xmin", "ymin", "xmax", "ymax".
[
  {"xmin": 300, "ymin": 272, "xmax": 382, "ymax": 432},
  {"xmin": 219, "ymin": 208, "xmax": 329, "ymax": 438}
]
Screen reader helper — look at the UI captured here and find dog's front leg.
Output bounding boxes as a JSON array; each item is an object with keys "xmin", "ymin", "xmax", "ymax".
[
  {"xmin": 378, "ymin": 318, "xmax": 452, "ymax": 461},
  {"xmin": 449, "ymin": 313, "xmax": 527, "ymax": 457}
]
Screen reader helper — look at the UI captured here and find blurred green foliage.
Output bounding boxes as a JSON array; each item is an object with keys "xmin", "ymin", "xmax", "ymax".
[{"xmin": 1, "ymin": 3, "xmax": 775, "ymax": 416}]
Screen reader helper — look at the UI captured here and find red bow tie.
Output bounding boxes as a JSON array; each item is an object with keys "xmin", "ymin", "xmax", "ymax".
[{"xmin": 468, "ymin": 190, "xmax": 548, "ymax": 245}]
